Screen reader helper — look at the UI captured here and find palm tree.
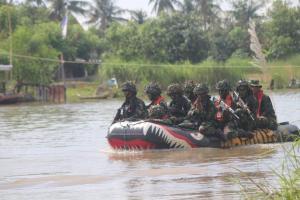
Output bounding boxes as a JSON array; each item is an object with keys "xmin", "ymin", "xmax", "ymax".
[
  {"xmin": 129, "ymin": 10, "xmax": 147, "ymax": 24},
  {"xmin": 48, "ymin": 0, "xmax": 90, "ymax": 21},
  {"xmin": 26, "ymin": 0, "xmax": 46, "ymax": 7},
  {"xmin": 194, "ymin": 0, "xmax": 221, "ymax": 29},
  {"xmin": 87, "ymin": 0, "xmax": 126, "ymax": 30},
  {"xmin": 149, "ymin": 0, "xmax": 180, "ymax": 15},
  {"xmin": 230, "ymin": 0, "xmax": 264, "ymax": 27},
  {"xmin": 0, "ymin": 0, "xmax": 13, "ymax": 5},
  {"xmin": 178, "ymin": 0, "xmax": 196, "ymax": 14}
]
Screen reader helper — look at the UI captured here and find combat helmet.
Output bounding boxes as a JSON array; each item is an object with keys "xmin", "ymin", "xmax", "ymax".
[
  {"xmin": 236, "ymin": 80, "xmax": 249, "ymax": 90},
  {"xmin": 183, "ymin": 80, "xmax": 196, "ymax": 95},
  {"xmin": 121, "ymin": 81, "xmax": 137, "ymax": 94},
  {"xmin": 148, "ymin": 105, "xmax": 166, "ymax": 119},
  {"xmin": 144, "ymin": 82, "xmax": 162, "ymax": 96},
  {"xmin": 216, "ymin": 80, "xmax": 231, "ymax": 91},
  {"xmin": 193, "ymin": 83, "xmax": 209, "ymax": 95},
  {"xmin": 167, "ymin": 83, "xmax": 183, "ymax": 96}
]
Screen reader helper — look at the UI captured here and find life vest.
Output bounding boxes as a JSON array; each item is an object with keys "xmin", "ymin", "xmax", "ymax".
[
  {"xmin": 214, "ymin": 94, "xmax": 234, "ymax": 122},
  {"xmin": 153, "ymin": 96, "xmax": 165, "ymax": 105},
  {"xmin": 255, "ymin": 90, "xmax": 264, "ymax": 117}
]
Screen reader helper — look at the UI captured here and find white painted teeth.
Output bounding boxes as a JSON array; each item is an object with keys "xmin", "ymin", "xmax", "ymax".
[{"xmin": 144, "ymin": 124, "xmax": 191, "ymax": 149}]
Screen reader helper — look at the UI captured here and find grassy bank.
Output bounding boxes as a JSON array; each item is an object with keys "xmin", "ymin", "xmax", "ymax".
[
  {"xmin": 99, "ymin": 56, "xmax": 300, "ymax": 91},
  {"xmin": 66, "ymin": 82, "xmax": 99, "ymax": 102},
  {"xmin": 65, "ymin": 56, "xmax": 300, "ymax": 102}
]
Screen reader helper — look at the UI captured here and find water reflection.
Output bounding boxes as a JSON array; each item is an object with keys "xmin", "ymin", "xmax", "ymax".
[{"xmin": 108, "ymin": 146, "xmax": 277, "ymax": 164}]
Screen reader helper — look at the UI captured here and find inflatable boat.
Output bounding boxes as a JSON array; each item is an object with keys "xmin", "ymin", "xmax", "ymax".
[{"xmin": 107, "ymin": 120, "xmax": 299, "ymax": 150}]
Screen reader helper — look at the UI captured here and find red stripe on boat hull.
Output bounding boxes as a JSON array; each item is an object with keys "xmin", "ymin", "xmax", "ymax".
[
  {"xmin": 161, "ymin": 126, "xmax": 197, "ymax": 148},
  {"xmin": 108, "ymin": 138, "xmax": 156, "ymax": 149}
]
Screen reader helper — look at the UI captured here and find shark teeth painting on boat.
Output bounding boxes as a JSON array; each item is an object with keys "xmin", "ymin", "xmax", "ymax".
[{"xmin": 144, "ymin": 123, "xmax": 191, "ymax": 149}]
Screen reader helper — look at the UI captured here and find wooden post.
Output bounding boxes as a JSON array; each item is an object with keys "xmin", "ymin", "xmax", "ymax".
[{"xmin": 60, "ymin": 54, "xmax": 67, "ymax": 103}]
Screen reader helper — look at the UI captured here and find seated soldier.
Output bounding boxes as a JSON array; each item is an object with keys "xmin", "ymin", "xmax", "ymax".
[
  {"xmin": 148, "ymin": 105, "xmax": 173, "ymax": 125},
  {"xmin": 234, "ymin": 80, "xmax": 257, "ymax": 131},
  {"xmin": 183, "ymin": 80, "xmax": 197, "ymax": 103},
  {"xmin": 144, "ymin": 82, "xmax": 168, "ymax": 111},
  {"xmin": 167, "ymin": 83, "xmax": 191, "ymax": 124},
  {"xmin": 250, "ymin": 80, "xmax": 278, "ymax": 130},
  {"xmin": 112, "ymin": 81, "xmax": 147, "ymax": 123},
  {"xmin": 213, "ymin": 80, "xmax": 252, "ymax": 139},
  {"xmin": 182, "ymin": 83, "xmax": 217, "ymax": 132}
]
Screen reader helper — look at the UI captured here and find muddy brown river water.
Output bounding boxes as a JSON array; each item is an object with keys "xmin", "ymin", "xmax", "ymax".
[{"xmin": 0, "ymin": 92, "xmax": 300, "ymax": 200}]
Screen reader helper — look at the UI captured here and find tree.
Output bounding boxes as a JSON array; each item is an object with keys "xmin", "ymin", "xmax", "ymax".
[
  {"xmin": 230, "ymin": 0, "xmax": 264, "ymax": 27},
  {"xmin": 25, "ymin": 0, "xmax": 46, "ymax": 7},
  {"xmin": 194, "ymin": 0, "xmax": 221, "ymax": 29},
  {"xmin": 177, "ymin": 0, "xmax": 195, "ymax": 14},
  {"xmin": 0, "ymin": 0, "xmax": 13, "ymax": 5},
  {"xmin": 129, "ymin": 9, "xmax": 147, "ymax": 24},
  {"xmin": 209, "ymin": 27, "xmax": 235, "ymax": 62},
  {"xmin": 9, "ymin": 22, "xmax": 60, "ymax": 84},
  {"xmin": 86, "ymin": 0, "xmax": 125, "ymax": 31},
  {"xmin": 48, "ymin": 0, "xmax": 89, "ymax": 21},
  {"xmin": 149, "ymin": 0, "xmax": 179, "ymax": 15},
  {"xmin": 264, "ymin": 0, "xmax": 300, "ymax": 59}
]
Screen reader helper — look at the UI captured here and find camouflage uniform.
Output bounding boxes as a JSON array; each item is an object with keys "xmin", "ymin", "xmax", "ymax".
[
  {"xmin": 144, "ymin": 82, "xmax": 168, "ymax": 112},
  {"xmin": 148, "ymin": 105, "xmax": 173, "ymax": 125},
  {"xmin": 113, "ymin": 81, "xmax": 147, "ymax": 123},
  {"xmin": 234, "ymin": 80, "xmax": 258, "ymax": 131},
  {"xmin": 213, "ymin": 80, "xmax": 246, "ymax": 139},
  {"xmin": 183, "ymin": 80, "xmax": 197, "ymax": 103},
  {"xmin": 214, "ymin": 80, "xmax": 236, "ymax": 125},
  {"xmin": 185, "ymin": 84, "xmax": 217, "ymax": 128},
  {"xmin": 250, "ymin": 80, "xmax": 277, "ymax": 130},
  {"xmin": 167, "ymin": 83, "xmax": 191, "ymax": 123}
]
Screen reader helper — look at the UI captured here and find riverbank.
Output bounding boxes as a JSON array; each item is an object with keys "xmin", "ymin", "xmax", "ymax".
[
  {"xmin": 99, "ymin": 56, "xmax": 300, "ymax": 90},
  {"xmin": 65, "ymin": 56, "xmax": 300, "ymax": 102}
]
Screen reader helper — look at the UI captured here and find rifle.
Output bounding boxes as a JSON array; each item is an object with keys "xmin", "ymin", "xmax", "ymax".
[
  {"xmin": 233, "ymin": 91, "xmax": 255, "ymax": 121},
  {"xmin": 212, "ymin": 96, "xmax": 240, "ymax": 120},
  {"xmin": 112, "ymin": 108, "xmax": 122, "ymax": 124}
]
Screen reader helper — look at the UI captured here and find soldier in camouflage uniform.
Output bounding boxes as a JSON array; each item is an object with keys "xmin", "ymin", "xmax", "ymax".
[
  {"xmin": 250, "ymin": 80, "xmax": 278, "ymax": 130},
  {"xmin": 144, "ymin": 82, "xmax": 168, "ymax": 112},
  {"xmin": 214, "ymin": 80, "xmax": 236, "ymax": 126},
  {"xmin": 148, "ymin": 105, "xmax": 173, "ymax": 125},
  {"xmin": 183, "ymin": 83, "xmax": 218, "ymax": 132},
  {"xmin": 113, "ymin": 81, "xmax": 147, "ymax": 123},
  {"xmin": 213, "ymin": 80, "xmax": 253, "ymax": 139},
  {"xmin": 167, "ymin": 83, "xmax": 191, "ymax": 124},
  {"xmin": 234, "ymin": 80, "xmax": 258, "ymax": 131},
  {"xmin": 183, "ymin": 80, "xmax": 197, "ymax": 103}
]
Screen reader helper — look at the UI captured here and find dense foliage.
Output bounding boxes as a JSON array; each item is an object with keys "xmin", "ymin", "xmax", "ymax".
[{"xmin": 1, "ymin": 0, "xmax": 300, "ymax": 84}]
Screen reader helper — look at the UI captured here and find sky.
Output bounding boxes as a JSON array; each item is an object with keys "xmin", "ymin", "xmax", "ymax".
[
  {"xmin": 117, "ymin": 0, "xmax": 153, "ymax": 14},
  {"xmin": 116, "ymin": 0, "xmax": 231, "ymax": 16},
  {"xmin": 116, "ymin": 0, "xmax": 300, "ymax": 15}
]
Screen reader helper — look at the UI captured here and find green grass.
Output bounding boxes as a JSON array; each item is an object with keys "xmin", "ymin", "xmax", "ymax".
[
  {"xmin": 64, "ymin": 55, "xmax": 300, "ymax": 102},
  {"xmin": 66, "ymin": 82, "xmax": 99, "ymax": 102},
  {"xmin": 98, "ymin": 56, "xmax": 300, "ymax": 92},
  {"xmin": 233, "ymin": 139, "xmax": 300, "ymax": 199}
]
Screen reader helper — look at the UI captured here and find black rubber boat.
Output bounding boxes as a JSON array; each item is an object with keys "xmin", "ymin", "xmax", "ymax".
[{"xmin": 107, "ymin": 121, "xmax": 299, "ymax": 150}]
